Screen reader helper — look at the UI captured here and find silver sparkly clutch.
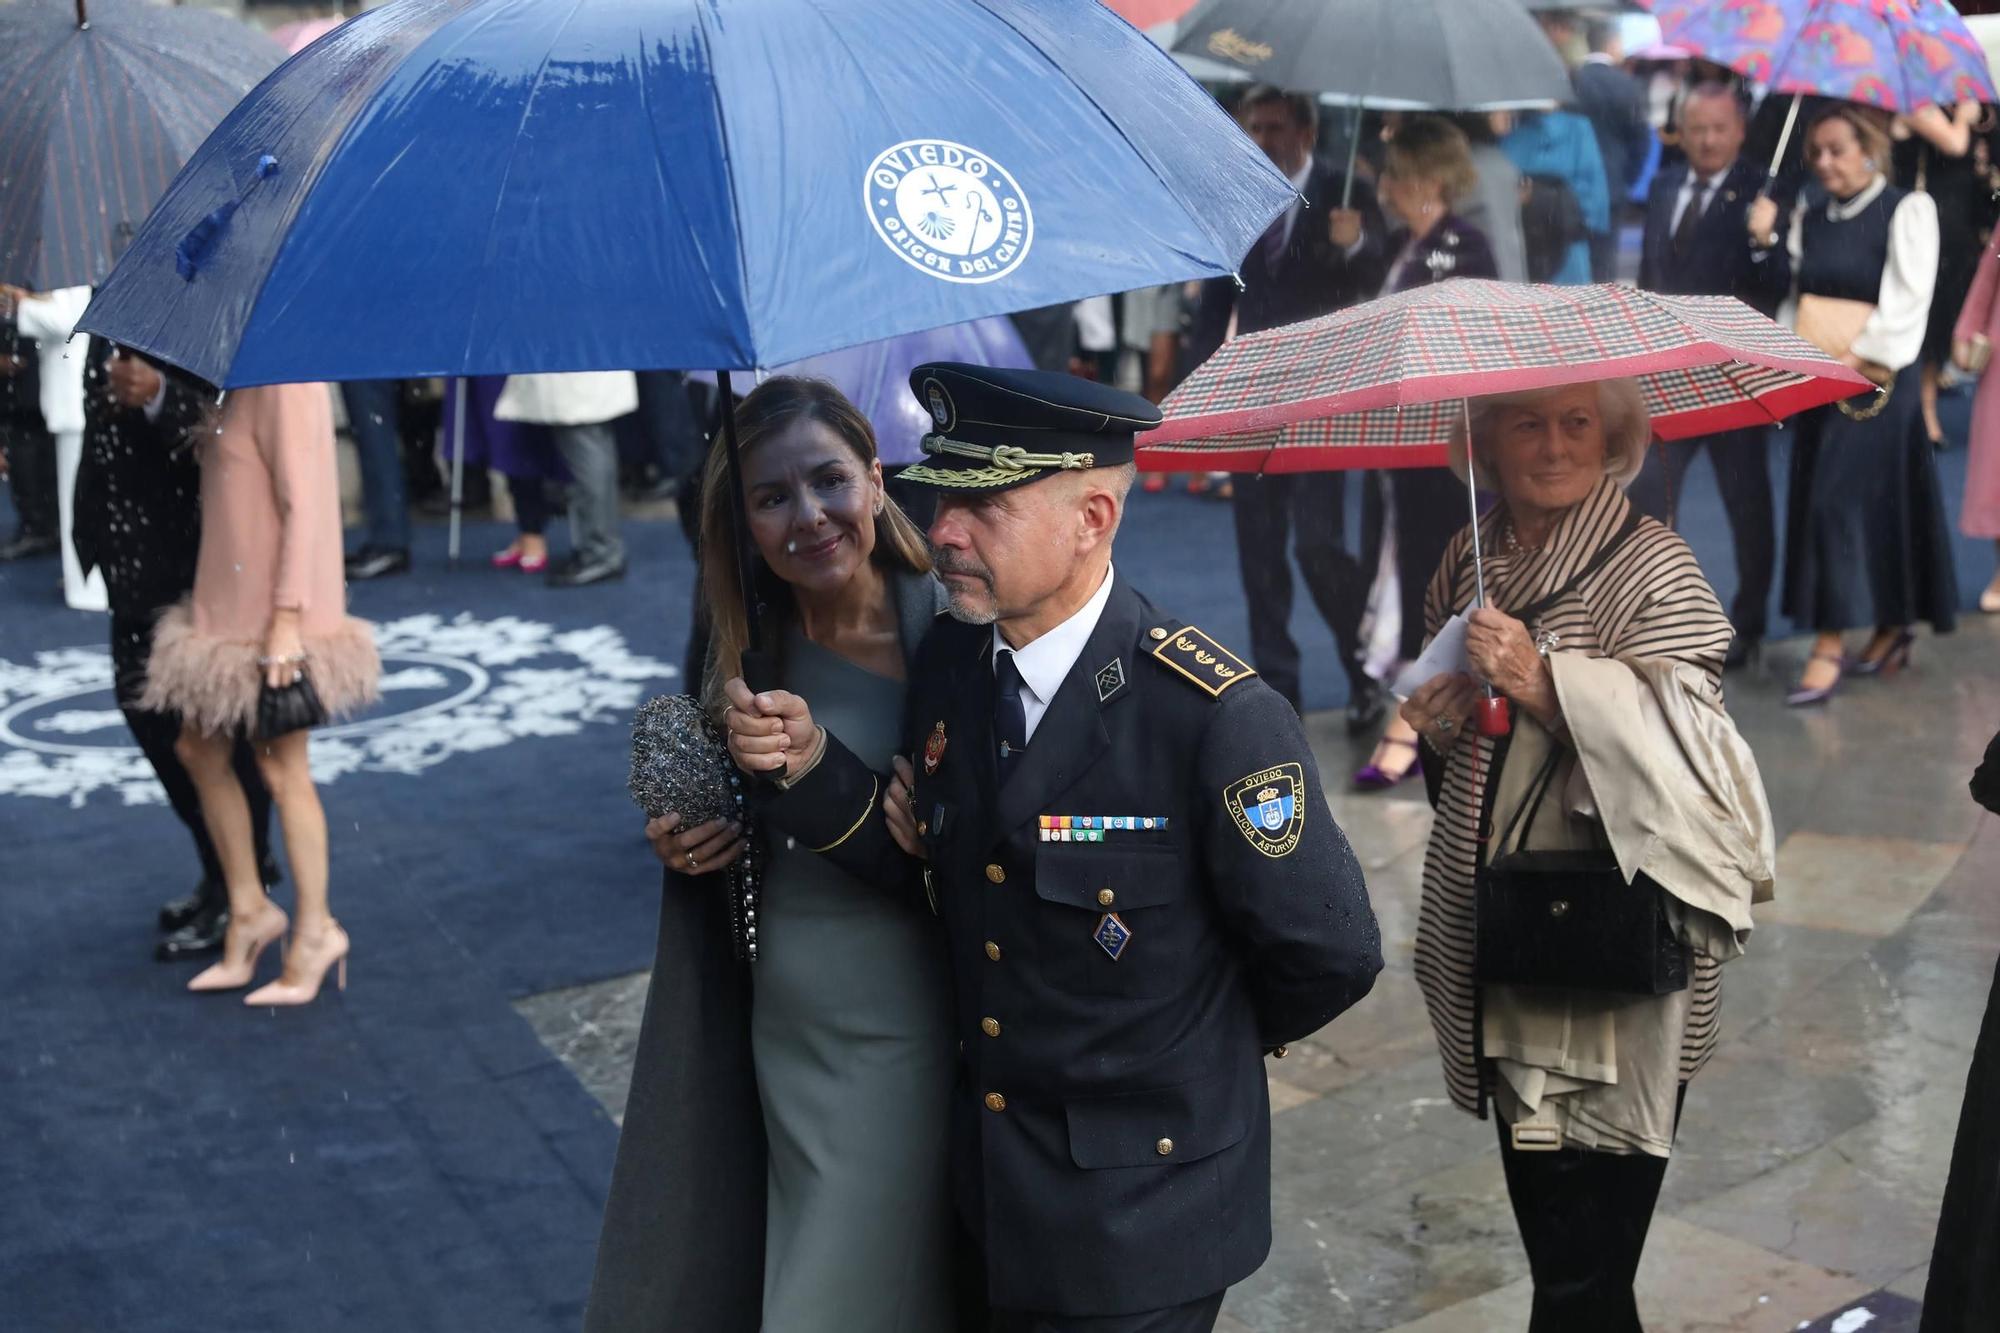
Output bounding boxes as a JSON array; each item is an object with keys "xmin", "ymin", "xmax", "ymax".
[{"xmin": 627, "ymin": 693, "xmax": 764, "ymax": 961}]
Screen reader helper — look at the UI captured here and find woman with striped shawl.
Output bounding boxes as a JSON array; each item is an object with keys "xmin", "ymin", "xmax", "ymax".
[{"xmin": 1399, "ymin": 379, "xmax": 1774, "ymax": 1333}]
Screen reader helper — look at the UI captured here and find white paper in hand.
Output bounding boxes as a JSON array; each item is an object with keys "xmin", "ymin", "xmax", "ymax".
[{"xmin": 1391, "ymin": 612, "xmax": 1472, "ymax": 700}]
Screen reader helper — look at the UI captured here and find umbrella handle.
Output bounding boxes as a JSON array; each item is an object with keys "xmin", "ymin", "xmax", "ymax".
[
  {"xmin": 1460, "ymin": 397, "xmax": 1511, "ymax": 738},
  {"xmin": 1340, "ymin": 100, "xmax": 1365, "ymax": 211}
]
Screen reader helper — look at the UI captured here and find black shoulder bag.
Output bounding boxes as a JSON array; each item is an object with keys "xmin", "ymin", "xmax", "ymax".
[{"xmin": 1469, "ymin": 510, "xmax": 1692, "ymax": 996}]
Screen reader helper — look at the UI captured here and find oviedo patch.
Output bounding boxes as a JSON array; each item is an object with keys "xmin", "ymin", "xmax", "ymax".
[
  {"xmin": 864, "ymin": 139, "xmax": 1033, "ymax": 285},
  {"xmin": 1224, "ymin": 762, "xmax": 1305, "ymax": 858}
]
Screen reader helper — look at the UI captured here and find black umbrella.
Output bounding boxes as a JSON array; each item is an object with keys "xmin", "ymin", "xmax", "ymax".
[{"xmin": 0, "ymin": 0, "xmax": 281, "ymax": 290}]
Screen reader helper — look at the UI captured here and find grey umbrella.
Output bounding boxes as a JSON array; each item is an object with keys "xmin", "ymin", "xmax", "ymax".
[
  {"xmin": 1172, "ymin": 0, "xmax": 1572, "ymax": 207},
  {"xmin": 1173, "ymin": 0, "xmax": 1571, "ymax": 111}
]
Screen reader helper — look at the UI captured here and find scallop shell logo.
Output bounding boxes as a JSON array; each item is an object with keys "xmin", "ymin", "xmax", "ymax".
[{"xmin": 865, "ymin": 139, "xmax": 1033, "ymax": 285}]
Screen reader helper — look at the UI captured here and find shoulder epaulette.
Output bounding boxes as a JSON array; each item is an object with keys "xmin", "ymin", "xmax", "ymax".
[{"xmin": 1145, "ymin": 622, "xmax": 1257, "ymax": 698}]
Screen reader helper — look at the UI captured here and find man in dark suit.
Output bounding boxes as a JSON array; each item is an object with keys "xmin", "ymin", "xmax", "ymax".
[
  {"xmin": 1189, "ymin": 86, "xmax": 1389, "ymax": 730},
  {"xmin": 1568, "ymin": 17, "xmax": 1654, "ymax": 281},
  {"xmin": 1629, "ymin": 82, "xmax": 1790, "ymax": 669},
  {"xmin": 742, "ymin": 363, "xmax": 1383, "ymax": 1332},
  {"xmin": 70, "ymin": 338, "xmax": 276, "ymax": 958}
]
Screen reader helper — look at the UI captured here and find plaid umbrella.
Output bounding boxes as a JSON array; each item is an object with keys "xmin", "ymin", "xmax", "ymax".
[
  {"xmin": 1655, "ymin": 0, "xmax": 1997, "ymax": 113},
  {"xmin": 0, "ymin": 0, "xmax": 281, "ymax": 290},
  {"xmin": 1140, "ymin": 280, "xmax": 1873, "ymax": 474}
]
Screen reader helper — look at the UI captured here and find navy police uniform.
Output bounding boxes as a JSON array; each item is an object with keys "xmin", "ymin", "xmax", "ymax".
[{"xmin": 763, "ymin": 364, "xmax": 1382, "ymax": 1332}]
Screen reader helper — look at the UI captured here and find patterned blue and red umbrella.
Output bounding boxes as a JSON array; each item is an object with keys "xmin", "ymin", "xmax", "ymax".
[
  {"xmin": 1656, "ymin": 0, "xmax": 1996, "ymax": 113},
  {"xmin": 0, "ymin": 0, "xmax": 281, "ymax": 291}
]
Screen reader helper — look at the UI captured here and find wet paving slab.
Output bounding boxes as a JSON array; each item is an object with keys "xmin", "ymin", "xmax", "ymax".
[{"xmin": 517, "ymin": 617, "xmax": 2000, "ymax": 1329}]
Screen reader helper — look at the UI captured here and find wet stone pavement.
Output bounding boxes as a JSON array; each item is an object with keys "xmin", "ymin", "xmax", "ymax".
[{"xmin": 519, "ymin": 617, "xmax": 2000, "ymax": 1333}]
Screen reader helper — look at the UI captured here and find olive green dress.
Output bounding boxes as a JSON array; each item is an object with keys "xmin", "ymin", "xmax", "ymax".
[{"xmin": 751, "ymin": 626, "xmax": 957, "ymax": 1331}]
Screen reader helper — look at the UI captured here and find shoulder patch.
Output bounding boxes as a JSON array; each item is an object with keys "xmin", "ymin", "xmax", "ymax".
[
  {"xmin": 1149, "ymin": 624, "xmax": 1256, "ymax": 697},
  {"xmin": 1225, "ymin": 763, "xmax": 1305, "ymax": 857}
]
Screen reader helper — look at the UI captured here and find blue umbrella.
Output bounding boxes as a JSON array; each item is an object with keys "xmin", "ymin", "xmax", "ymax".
[
  {"xmin": 0, "ymin": 0, "xmax": 282, "ymax": 290},
  {"xmin": 691, "ymin": 316, "xmax": 1034, "ymax": 466},
  {"xmin": 76, "ymin": 0, "xmax": 1292, "ymax": 389}
]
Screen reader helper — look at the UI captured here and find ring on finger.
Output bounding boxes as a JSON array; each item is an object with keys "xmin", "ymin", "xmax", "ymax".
[{"xmin": 1435, "ymin": 714, "xmax": 1456, "ymax": 734}]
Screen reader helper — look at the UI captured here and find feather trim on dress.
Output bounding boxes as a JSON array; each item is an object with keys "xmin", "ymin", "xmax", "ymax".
[{"xmin": 141, "ymin": 601, "xmax": 381, "ymax": 737}]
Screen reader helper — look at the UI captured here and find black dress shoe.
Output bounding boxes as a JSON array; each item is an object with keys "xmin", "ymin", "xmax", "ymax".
[
  {"xmin": 345, "ymin": 546, "xmax": 412, "ymax": 580},
  {"xmin": 1345, "ymin": 680, "xmax": 1388, "ymax": 736},
  {"xmin": 547, "ymin": 552, "xmax": 628, "ymax": 588},
  {"xmin": 0, "ymin": 532, "xmax": 58, "ymax": 561},
  {"xmin": 1722, "ymin": 636, "xmax": 1761, "ymax": 672},
  {"xmin": 159, "ymin": 881, "xmax": 214, "ymax": 931},
  {"xmin": 156, "ymin": 905, "xmax": 230, "ymax": 962}
]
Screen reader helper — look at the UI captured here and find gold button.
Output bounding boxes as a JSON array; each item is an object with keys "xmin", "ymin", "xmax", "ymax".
[
  {"xmin": 985, "ymin": 863, "xmax": 1006, "ymax": 884},
  {"xmin": 1272, "ymin": 1044, "xmax": 1290, "ymax": 1060},
  {"xmin": 984, "ymin": 1092, "xmax": 1007, "ymax": 1112},
  {"xmin": 1149, "ymin": 627, "xmax": 1169, "ymax": 641},
  {"xmin": 985, "ymin": 941, "xmax": 1002, "ymax": 961},
  {"xmin": 917, "ymin": 820, "xmax": 928, "ymax": 836},
  {"xmin": 1096, "ymin": 888, "xmax": 1115, "ymax": 908},
  {"xmin": 1155, "ymin": 1138, "xmax": 1175, "ymax": 1156},
  {"xmin": 981, "ymin": 1017, "xmax": 1001, "ymax": 1038}
]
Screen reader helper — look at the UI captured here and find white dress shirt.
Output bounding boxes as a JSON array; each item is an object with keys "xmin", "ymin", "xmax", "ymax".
[{"xmin": 993, "ymin": 564, "xmax": 1115, "ymax": 743}]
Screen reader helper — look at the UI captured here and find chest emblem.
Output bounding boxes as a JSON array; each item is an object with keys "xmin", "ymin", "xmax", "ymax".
[
  {"xmin": 922, "ymin": 719, "xmax": 948, "ymax": 776},
  {"xmin": 1225, "ymin": 763, "xmax": 1305, "ymax": 858},
  {"xmin": 1095, "ymin": 657, "xmax": 1126, "ymax": 703},
  {"xmin": 1093, "ymin": 912, "xmax": 1133, "ymax": 961}
]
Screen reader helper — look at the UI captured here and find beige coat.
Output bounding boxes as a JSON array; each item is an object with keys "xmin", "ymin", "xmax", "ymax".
[{"xmin": 1482, "ymin": 655, "xmax": 1774, "ymax": 1157}]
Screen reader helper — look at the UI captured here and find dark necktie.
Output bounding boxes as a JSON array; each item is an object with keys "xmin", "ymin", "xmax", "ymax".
[
  {"xmin": 1673, "ymin": 177, "xmax": 1712, "ymax": 256},
  {"xmin": 994, "ymin": 649, "xmax": 1028, "ymax": 779},
  {"xmin": 1259, "ymin": 212, "xmax": 1288, "ymax": 271}
]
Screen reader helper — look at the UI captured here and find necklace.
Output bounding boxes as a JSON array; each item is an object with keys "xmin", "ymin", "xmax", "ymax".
[{"xmin": 1500, "ymin": 519, "xmax": 1543, "ymax": 557}]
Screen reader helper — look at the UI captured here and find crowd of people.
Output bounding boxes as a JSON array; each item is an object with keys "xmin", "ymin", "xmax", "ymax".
[{"xmin": 4, "ymin": 10, "xmax": 2000, "ymax": 1333}]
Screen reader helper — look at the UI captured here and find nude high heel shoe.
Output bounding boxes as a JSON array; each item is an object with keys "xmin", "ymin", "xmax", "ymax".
[
  {"xmin": 187, "ymin": 905, "xmax": 289, "ymax": 993},
  {"xmin": 244, "ymin": 921, "xmax": 349, "ymax": 1007}
]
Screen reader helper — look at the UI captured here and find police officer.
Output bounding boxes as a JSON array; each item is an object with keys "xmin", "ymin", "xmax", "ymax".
[{"xmin": 726, "ymin": 363, "xmax": 1383, "ymax": 1332}]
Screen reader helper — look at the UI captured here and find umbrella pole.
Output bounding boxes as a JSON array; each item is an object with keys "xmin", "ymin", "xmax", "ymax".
[
  {"xmin": 1340, "ymin": 99, "xmax": 1365, "ymax": 210},
  {"xmin": 718, "ymin": 370, "xmax": 776, "ymax": 694},
  {"xmin": 1764, "ymin": 92, "xmax": 1802, "ymax": 188},
  {"xmin": 448, "ymin": 377, "xmax": 466, "ymax": 567},
  {"xmin": 1461, "ymin": 397, "xmax": 1510, "ymax": 738}
]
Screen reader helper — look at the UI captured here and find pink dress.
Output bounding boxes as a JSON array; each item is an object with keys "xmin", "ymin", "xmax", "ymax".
[
  {"xmin": 1957, "ymin": 241, "xmax": 2000, "ymax": 538},
  {"xmin": 142, "ymin": 383, "xmax": 379, "ymax": 736}
]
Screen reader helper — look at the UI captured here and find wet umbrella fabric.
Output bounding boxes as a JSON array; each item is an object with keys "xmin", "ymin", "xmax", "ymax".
[
  {"xmin": 1171, "ymin": 0, "xmax": 1572, "ymax": 111},
  {"xmin": 1655, "ymin": 0, "xmax": 1997, "ymax": 113},
  {"xmin": 0, "ymin": 0, "xmax": 282, "ymax": 290},
  {"xmin": 75, "ymin": 0, "xmax": 1294, "ymax": 391},
  {"xmin": 691, "ymin": 316, "xmax": 1033, "ymax": 467},
  {"xmin": 1139, "ymin": 280, "xmax": 1873, "ymax": 474}
]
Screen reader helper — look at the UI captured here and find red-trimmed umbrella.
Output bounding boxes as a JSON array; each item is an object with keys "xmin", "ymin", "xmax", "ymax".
[
  {"xmin": 1139, "ymin": 280, "xmax": 1871, "ymax": 475},
  {"xmin": 1140, "ymin": 279, "xmax": 1871, "ymax": 735}
]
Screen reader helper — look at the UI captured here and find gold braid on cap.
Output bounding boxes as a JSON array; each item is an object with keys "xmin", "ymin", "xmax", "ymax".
[{"xmin": 919, "ymin": 434, "xmax": 1096, "ymax": 471}]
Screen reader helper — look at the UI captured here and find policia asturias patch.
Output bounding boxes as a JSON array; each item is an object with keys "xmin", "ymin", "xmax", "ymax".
[{"xmin": 1225, "ymin": 763, "xmax": 1306, "ymax": 857}]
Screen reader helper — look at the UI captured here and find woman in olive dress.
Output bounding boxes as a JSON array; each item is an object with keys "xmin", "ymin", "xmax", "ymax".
[{"xmin": 584, "ymin": 378, "xmax": 963, "ymax": 1333}]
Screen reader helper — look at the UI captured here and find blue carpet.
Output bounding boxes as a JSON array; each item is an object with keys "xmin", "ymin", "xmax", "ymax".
[{"xmin": 0, "ymin": 384, "xmax": 1983, "ymax": 1327}]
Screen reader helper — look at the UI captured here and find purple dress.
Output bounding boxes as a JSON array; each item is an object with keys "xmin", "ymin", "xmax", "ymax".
[{"xmin": 440, "ymin": 375, "xmax": 567, "ymax": 482}]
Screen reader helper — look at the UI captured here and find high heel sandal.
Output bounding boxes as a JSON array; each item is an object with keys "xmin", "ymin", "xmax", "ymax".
[
  {"xmin": 244, "ymin": 921, "xmax": 349, "ymax": 1007},
  {"xmin": 1353, "ymin": 737, "xmax": 1422, "ymax": 791},
  {"xmin": 1849, "ymin": 628, "xmax": 1916, "ymax": 678},
  {"xmin": 1981, "ymin": 586, "xmax": 2000, "ymax": 615},
  {"xmin": 187, "ymin": 906, "xmax": 289, "ymax": 993},
  {"xmin": 1785, "ymin": 651, "xmax": 1847, "ymax": 708}
]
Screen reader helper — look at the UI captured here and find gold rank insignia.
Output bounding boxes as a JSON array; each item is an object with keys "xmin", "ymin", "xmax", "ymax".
[
  {"xmin": 1150, "ymin": 625, "xmax": 1256, "ymax": 697},
  {"xmin": 1225, "ymin": 763, "xmax": 1305, "ymax": 857}
]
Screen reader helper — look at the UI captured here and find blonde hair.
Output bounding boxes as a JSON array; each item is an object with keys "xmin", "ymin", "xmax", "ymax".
[
  {"xmin": 1448, "ymin": 378, "xmax": 1652, "ymax": 491},
  {"xmin": 1384, "ymin": 115, "xmax": 1479, "ymax": 206},
  {"xmin": 1808, "ymin": 103, "xmax": 1894, "ymax": 181},
  {"xmin": 697, "ymin": 377, "xmax": 931, "ymax": 711}
]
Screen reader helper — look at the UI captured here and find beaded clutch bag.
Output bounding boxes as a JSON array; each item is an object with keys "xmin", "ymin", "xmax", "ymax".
[{"xmin": 627, "ymin": 694, "xmax": 764, "ymax": 961}]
